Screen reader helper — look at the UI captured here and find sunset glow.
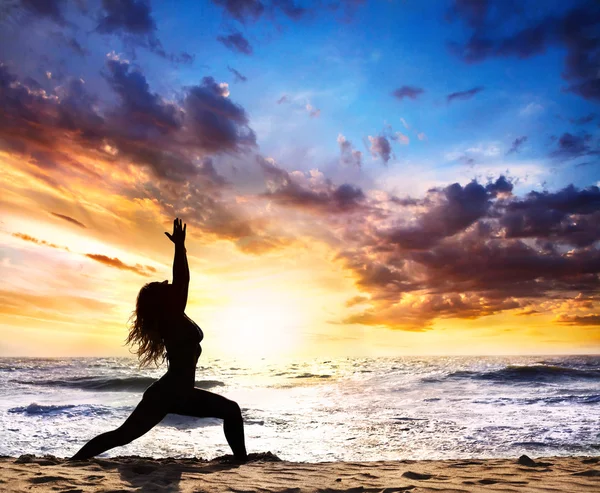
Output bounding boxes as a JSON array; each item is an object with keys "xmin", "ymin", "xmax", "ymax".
[{"xmin": 1, "ymin": 0, "xmax": 599, "ymax": 359}]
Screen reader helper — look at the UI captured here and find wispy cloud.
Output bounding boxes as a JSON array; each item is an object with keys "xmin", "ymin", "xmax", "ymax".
[{"xmin": 50, "ymin": 212, "xmax": 86, "ymax": 229}]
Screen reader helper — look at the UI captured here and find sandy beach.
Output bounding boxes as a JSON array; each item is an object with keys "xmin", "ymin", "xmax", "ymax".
[{"xmin": 0, "ymin": 453, "xmax": 598, "ymax": 492}]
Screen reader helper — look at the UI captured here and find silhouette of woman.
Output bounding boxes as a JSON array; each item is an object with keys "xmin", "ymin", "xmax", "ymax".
[{"xmin": 72, "ymin": 218, "xmax": 247, "ymax": 460}]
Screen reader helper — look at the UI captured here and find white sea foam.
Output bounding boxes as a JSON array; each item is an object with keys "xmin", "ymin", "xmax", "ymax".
[{"xmin": 0, "ymin": 355, "xmax": 598, "ymax": 461}]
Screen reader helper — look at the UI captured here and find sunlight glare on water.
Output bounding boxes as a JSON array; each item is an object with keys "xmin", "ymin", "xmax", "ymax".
[{"xmin": 0, "ymin": 355, "xmax": 598, "ymax": 462}]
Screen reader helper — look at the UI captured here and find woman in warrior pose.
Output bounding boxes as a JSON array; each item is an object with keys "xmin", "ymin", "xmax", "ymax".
[{"xmin": 72, "ymin": 218, "xmax": 247, "ymax": 460}]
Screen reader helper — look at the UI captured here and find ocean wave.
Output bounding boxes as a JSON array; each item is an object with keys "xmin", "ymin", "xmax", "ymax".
[
  {"xmin": 473, "ymin": 394, "xmax": 600, "ymax": 405},
  {"xmin": 8, "ymin": 403, "xmax": 116, "ymax": 417},
  {"xmin": 444, "ymin": 365, "xmax": 600, "ymax": 383},
  {"xmin": 12, "ymin": 376, "xmax": 224, "ymax": 392},
  {"xmin": 292, "ymin": 373, "xmax": 332, "ymax": 379}
]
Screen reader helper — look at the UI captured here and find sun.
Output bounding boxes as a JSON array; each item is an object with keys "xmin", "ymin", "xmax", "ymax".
[{"xmin": 210, "ymin": 287, "xmax": 308, "ymax": 360}]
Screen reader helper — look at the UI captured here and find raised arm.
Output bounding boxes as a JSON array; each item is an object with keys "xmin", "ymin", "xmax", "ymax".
[{"xmin": 165, "ymin": 218, "xmax": 189, "ymax": 313}]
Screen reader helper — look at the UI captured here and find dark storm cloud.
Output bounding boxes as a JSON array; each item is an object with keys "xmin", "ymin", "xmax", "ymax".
[
  {"xmin": 447, "ymin": 86, "xmax": 484, "ymax": 103},
  {"xmin": 392, "ymin": 86, "xmax": 424, "ymax": 101},
  {"xmin": 506, "ymin": 135, "xmax": 527, "ymax": 154},
  {"xmin": 228, "ymin": 66, "xmax": 248, "ymax": 82},
  {"xmin": 259, "ymin": 157, "xmax": 366, "ymax": 214},
  {"xmin": 217, "ymin": 32, "xmax": 253, "ymax": 55},
  {"xmin": 50, "ymin": 212, "xmax": 87, "ymax": 228},
  {"xmin": 448, "ymin": 1, "xmax": 600, "ymax": 101}
]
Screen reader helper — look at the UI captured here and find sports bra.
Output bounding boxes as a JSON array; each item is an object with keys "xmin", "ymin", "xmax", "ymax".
[{"xmin": 163, "ymin": 313, "xmax": 204, "ymax": 372}]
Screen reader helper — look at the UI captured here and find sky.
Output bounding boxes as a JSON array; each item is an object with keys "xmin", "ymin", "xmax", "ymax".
[{"xmin": 0, "ymin": 0, "xmax": 599, "ymax": 360}]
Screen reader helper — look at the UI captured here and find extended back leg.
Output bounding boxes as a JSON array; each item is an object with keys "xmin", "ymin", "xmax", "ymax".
[{"xmin": 71, "ymin": 396, "xmax": 167, "ymax": 460}]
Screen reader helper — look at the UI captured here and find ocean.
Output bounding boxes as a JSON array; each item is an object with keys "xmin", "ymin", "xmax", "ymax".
[{"xmin": 0, "ymin": 355, "xmax": 598, "ymax": 462}]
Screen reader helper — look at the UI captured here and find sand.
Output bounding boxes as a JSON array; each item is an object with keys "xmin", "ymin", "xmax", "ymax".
[{"xmin": 0, "ymin": 453, "xmax": 598, "ymax": 492}]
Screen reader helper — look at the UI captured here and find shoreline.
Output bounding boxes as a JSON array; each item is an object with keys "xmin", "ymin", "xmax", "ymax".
[{"xmin": 1, "ymin": 454, "xmax": 598, "ymax": 492}]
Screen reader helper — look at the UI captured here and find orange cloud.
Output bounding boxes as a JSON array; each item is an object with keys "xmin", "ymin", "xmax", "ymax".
[
  {"xmin": 50, "ymin": 212, "xmax": 86, "ymax": 228},
  {"xmin": 84, "ymin": 254, "xmax": 156, "ymax": 277},
  {"xmin": 12, "ymin": 233, "xmax": 68, "ymax": 250},
  {"xmin": 557, "ymin": 314, "xmax": 600, "ymax": 326}
]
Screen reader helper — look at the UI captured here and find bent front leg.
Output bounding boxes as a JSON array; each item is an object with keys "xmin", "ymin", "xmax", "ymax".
[{"xmin": 172, "ymin": 388, "xmax": 247, "ymax": 460}]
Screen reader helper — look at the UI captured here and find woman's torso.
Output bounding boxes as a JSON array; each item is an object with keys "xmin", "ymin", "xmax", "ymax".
[{"xmin": 154, "ymin": 313, "xmax": 203, "ymax": 392}]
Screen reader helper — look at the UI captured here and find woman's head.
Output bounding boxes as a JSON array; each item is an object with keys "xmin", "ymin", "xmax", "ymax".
[{"xmin": 126, "ymin": 281, "xmax": 172, "ymax": 367}]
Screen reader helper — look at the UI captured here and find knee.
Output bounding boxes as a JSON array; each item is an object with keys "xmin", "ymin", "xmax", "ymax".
[{"xmin": 224, "ymin": 400, "xmax": 242, "ymax": 421}]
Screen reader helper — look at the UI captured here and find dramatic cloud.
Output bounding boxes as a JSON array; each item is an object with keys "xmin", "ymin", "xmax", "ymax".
[
  {"xmin": 85, "ymin": 254, "xmax": 156, "ymax": 277},
  {"xmin": 259, "ymin": 157, "xmax": 367, "ymax": 214},
  {"xmin": 104, "ymin": 57, "xmax": 184, "ymax": 133},
  {"xmin": 2, "ymin": 1, "xmax": 599, "ymax": 339},
  {"xmin": 228, "ymin": 66, "xmax": 248, "ymax": 82},
  {"xmin": 507, "ymin": 135, "xmax": 527, "ymax": 154},
  {"xmin": 335, "ymin": 179, "xmax": 600, "ymax": 330},
  {"xmin": 337, "ymin": 134, "xmax": 362, "ymax": 168},
  {"xmin": 447, "ymin": 86, "xmax": 484, "ymax": 103},
  {"xmin": 392, "ymin": 86, "xmax": 424, "ymax": 101},
  {"xmin": 380, "ymin": 178, "xmax": 512, "ymax": 250},
  {"xmin": 183, "ymin": 76, "xmax": 256, "ymax": 153},
  {"xmin": 448, "ymin": 1, "xmax": 600, "ymax": 101},
  {"xmin": 50, "ymin": 212, "xmax": 86, "ymax": 228},
  {"xmin": 368, "ymin": 135, "xmax": 392, "ymax": 164},
  {"xmin": 500, "ymin": 185, "xmax": 600, "ymax": 247},
  {"xmin": 0, "ymin": 61, "xmax": 274, "ymax": 251},
  {"xmin": 217, "ymin": 32, "xmax": 253, "ymax": 55}
]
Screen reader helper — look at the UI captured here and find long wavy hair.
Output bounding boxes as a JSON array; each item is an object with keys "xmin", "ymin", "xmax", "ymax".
[{"xmin": 126, "ymin": 281, "xmax": 170, "ymax": 367}]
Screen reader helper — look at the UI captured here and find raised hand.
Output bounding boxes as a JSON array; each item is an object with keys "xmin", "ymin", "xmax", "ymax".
[{"xmin": 165, "ymin": 217, "xmax": 186, "ymax": 246}]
